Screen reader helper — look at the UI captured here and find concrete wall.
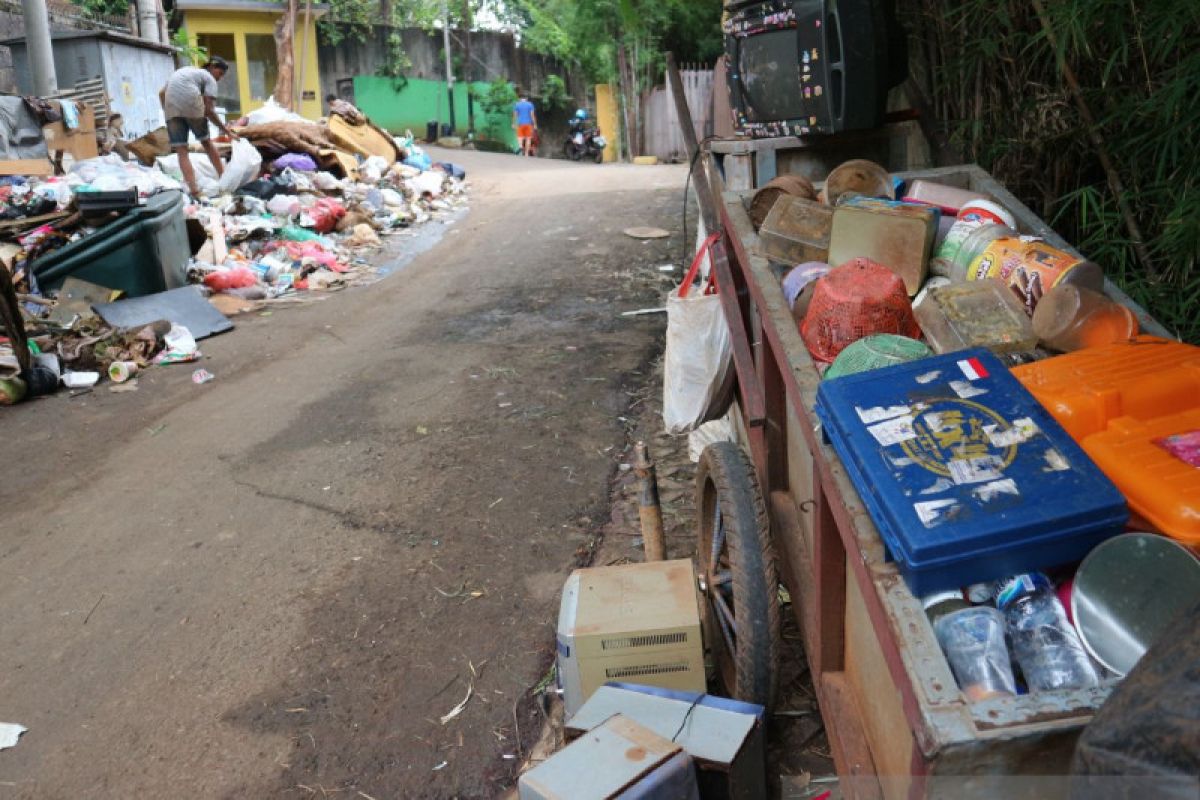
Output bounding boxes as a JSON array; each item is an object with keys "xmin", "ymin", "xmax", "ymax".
[
  {"xmin": 320, "ymin": 26, "xmax": 587, "ymax": 120},
  {"xmin": 353, "ymin": 75, "xmax": 516, "ymax": 149}
]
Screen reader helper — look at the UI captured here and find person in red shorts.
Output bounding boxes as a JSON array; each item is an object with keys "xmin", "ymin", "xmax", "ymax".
[{"xmin": 512, "ymin": 93, "xmax": 538, "ymax": 157}]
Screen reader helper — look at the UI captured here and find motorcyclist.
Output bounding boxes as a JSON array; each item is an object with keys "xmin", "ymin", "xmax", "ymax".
[{"xmin": 568, "ymin": 108, "xmax": 589, "ymax": 135}]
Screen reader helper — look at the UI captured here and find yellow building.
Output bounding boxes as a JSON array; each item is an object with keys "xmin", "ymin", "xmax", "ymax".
[{"xmin": 177, "ymin": 0, "xmax": 326, "ymax": 121}]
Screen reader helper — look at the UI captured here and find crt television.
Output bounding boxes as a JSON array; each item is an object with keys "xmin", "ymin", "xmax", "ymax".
[{"xmin": 724, "ymin": 0, "xmax": 907, "ymax": 138}]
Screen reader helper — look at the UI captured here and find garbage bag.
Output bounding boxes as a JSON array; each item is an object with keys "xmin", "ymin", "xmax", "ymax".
[
  {"xmin": 301, "ymin": 197, "xmax": 345, "ymax": 234},
  {"xmin": 217, "ymin": 138, "xmax": 263, "ymax": 194},
  {"xmin": 1070, "ymin": 598, "xmax": 1200, "ymax": 799},
  {"xmin": 245, "ymin": 97, "xmax": 306, "ymax": 126},
  {"xmin": 662, "ymin": 235, "xmax": 732, "ymax": 434},
  {"xmin": 203, "ymin": 267, "xmax": 259, "ymax": 292},
  {"xmin": 273, "ymin": 152, "xmax": 317, "ymax": 172}
]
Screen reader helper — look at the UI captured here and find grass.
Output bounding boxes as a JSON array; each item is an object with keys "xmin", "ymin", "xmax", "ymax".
[{"xmin": 901, "ymin": 0, "xmax": 1200, "ymax": 342}]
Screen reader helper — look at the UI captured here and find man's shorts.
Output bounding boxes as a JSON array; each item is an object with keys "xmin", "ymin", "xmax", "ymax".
[
  {"xmin": 167, "ymin": 117, "xmax": 210, "ymax": 147},
  {"xmin": 517, "ymin": 124, "xmax": 533, "ymax": 139}
]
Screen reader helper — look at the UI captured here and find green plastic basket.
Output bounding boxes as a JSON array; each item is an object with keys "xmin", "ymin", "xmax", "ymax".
[{"xmin": 823, "ymin": 334, "xmax": 933, "ymax": 380}]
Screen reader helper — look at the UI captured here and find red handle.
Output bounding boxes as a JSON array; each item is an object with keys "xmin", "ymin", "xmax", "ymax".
[{"xmin": 678, "ymin": 231, "xmax": 722, "ymax": 298}]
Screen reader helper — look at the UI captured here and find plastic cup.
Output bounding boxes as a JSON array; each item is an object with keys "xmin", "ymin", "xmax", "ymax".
[
  {"xmin": 108, "ymin": 361, "xmax": 139, "ymax": 383},
  {"xmin": 1032, "ymin": 285, "xmax": 1138, "ymax": 352},
  {"xmin": 934, "ymin": 606, "xmax": 1016, "ymax": 701}
]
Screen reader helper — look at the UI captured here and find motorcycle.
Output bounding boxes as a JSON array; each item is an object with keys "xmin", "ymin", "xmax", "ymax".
[{"xmin": 564, "ymin": 123, "xmax": 606, "ymax": 163}]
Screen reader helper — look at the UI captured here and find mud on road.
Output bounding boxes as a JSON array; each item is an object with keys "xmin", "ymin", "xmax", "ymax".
[{"xmin": 0, "ymin": 153, "xmax": 690, "ymax": 799}]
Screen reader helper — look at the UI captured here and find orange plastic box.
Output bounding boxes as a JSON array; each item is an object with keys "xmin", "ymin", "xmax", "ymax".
[
  {"xmin": 1012, "ymin": 337, "xmax": 1200, "ymax": 440},
  {"xmin": 1013, "ymin": 337, "xmax": 1200, "ymax": 545},
  {"xmin": 1081, "ymin": 409, "xmax": 1200, "ymax": 545}
]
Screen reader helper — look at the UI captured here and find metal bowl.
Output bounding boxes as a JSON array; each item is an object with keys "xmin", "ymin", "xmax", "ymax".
[{"xmin": 1072, "ymin": 533, "xmax": 1200, "ymax": 676}]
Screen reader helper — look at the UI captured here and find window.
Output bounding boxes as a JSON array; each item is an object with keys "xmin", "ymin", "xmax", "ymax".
[
  {"xmin": 196, "ymin": 33, "xmax": 240, "ymax": 118},
  {"xmin": 244, "ymin": 34, "xmax": 279, "ymax": 103}
]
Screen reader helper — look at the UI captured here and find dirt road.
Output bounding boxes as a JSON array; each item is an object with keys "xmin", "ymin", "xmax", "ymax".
[{"xmin": 0, "ymin": 150, "xmax": 688, "ymax": 798}]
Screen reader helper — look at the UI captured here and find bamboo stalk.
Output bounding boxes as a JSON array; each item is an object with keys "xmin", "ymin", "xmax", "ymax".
[{"xmin": 1030, "ymin": 0, "xmax": 1157, "ymax": 281}]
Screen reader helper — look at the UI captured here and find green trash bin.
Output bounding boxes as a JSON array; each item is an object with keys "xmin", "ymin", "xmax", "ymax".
[{"xmin": 31, "ymin": 190, "xmax": 190, "ymax": 298}]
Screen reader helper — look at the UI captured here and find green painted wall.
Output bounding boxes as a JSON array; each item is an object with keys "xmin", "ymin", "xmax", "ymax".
[{"xmin": 353, "ymin": 76, "xmax": 518, "ymax": 150}]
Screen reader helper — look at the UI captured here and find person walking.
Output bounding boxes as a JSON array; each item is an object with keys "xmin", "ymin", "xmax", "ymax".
[
  {"xmin": 512, "ymin": 93, "xmax": 537, "ymax": 157},
  {"xmin": 159, "ymin": 57, "xmax": 237, "ymax": 196}
]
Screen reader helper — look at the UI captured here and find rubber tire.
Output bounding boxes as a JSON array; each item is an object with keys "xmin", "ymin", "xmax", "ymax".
[
  {"xmin": 593, "ymin": 148, "xmax": 604, "ymax": 164},
  {"xmin": 566, "ymin": 142, "xmax": 583, "ymax": 161},
  {"xmin": 696, "ymin": 442, "xmax": 781, "ymax": 708}
]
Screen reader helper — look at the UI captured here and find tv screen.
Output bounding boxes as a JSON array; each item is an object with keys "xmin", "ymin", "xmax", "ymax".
[
  {"xmin": 739, "ymin": 30, "xmax": 805, "ymax": 122},
  {"xmin": 724, "ymin": 0, "xmax": 907, "ymax": 138}
]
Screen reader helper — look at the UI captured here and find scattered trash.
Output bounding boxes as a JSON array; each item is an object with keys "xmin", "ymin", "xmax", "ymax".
[
  {"xmin": 62, "ymin": 370, "xmax": 99, "ymax": 388},
  {"xmin": 620, "ymin": 307, "xmax": 667, "ymax": 317},
  {"xmin": 623, "ymin": 226, "xmax": 671, "ymax": 240},
  {"xmin": 191, "ymin": 368, "xmax": 215, "ymax": 384},
  {"xmin": 107, "ymin": 360, "xmax": 138, "ymax": 383},
  {"xmin": 0, "ymin": 722, "xmax": 26, "ymax": 751},
  {"xmin": 439, "ymin": 681, "xmax": 474, "ymax": 724}
]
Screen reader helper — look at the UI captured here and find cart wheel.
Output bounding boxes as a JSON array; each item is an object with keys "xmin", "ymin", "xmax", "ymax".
[{"xmin": 696, "ymin": 442, "xmax": 780, "ymax": 707}]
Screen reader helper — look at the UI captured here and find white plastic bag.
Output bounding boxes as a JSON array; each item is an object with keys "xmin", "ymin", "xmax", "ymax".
[
  {"xmin": 217, "ymin": 139, "xmax": 262, "ymax": 194},
  {"xmin": 662, "ymin": 233, "xmax": 732, "ymax": 434},
  {"xmin": 245, "ymin": 97, "xmax": 306, "ymax": 125}
]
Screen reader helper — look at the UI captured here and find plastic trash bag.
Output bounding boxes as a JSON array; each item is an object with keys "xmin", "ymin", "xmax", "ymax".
[
  {"xmin": 217, "ymin": 138, "xmax": 262, "ymax": 194},
  {"xmin": 662, "ymin": 233, "xmax": 733, "ymax": 434},
  {"xmin": 245, "ymin": 97, "xmax": 306, "ymax": 126}
]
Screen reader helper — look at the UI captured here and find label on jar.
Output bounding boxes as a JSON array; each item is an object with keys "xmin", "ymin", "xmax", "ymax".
[{"xmin": 968, "ymin": 237, "xmax": 1088, "ymax": 313}]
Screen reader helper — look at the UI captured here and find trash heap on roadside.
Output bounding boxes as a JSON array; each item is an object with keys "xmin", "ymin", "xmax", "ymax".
[
  {"xmin": 0, "ymin": 98, "xmax": 468, "ymax": 407},
  {"xmin": 743, "ymin": 158, "xmax": 1200, "ymax": 702}
]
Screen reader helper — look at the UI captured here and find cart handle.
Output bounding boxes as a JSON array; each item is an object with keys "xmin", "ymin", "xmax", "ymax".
[{"xmin": 677, "ymin": 231, "xmax": 722, "ymax": 299}]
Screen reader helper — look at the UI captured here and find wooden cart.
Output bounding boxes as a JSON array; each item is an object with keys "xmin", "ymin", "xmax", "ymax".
[{"xmin": 671, "ymin": 66, "xmax": 1171, "ymax": 795}]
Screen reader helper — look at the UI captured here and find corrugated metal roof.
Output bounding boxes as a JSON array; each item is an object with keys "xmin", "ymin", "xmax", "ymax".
[{"xmin": 0, "ymin": 29, "xmax": 179, "ymax": 54}]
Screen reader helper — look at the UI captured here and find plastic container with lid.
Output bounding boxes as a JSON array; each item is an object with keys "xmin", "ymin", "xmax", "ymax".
[
  {"xmin": 1032, "ymin": 284, "xmax": 1138, "ymax": 352},
  {"xmin": 966, "ymin": 236, "xmax": 1104, "ymax": 315},
  {"xmin": 1011, "ymin": 337, "xmax": 1200, "ymax": 440},
  {"xmin": 1012, "ymin": 338, "xmax": 1200, "ymax": 545},
  {"xmin": 932, "ymin": 222, "xmax": 1013, "ymax": 281},
  {"xmin": 756, "ymin": 195, "xmax": 832, "ymax": 265},
  {"xmin": 814, "ymin": 348, "xmax": 1129, "ymax": 594},
  {"xmin": 826, "ymin": 196, "xmax": 939, "ymax": 296},
  {"xmin": 913, "ymin": 278, "xmax": 1037, "ymax": 354}
]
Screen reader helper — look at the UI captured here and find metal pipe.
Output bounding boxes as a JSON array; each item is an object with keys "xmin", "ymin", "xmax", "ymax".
[
  {"xmin": 21, "ymin": 0, "xmax": 58, "ymax": 96},
  {"xmin": 633, "ymin": 442, "xmax": 667, "ymax": 562}
]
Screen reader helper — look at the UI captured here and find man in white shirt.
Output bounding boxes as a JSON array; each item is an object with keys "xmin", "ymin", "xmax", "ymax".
[{"xmin": 159, "ymin": 57, "xmax": 237, "ymax": 196}]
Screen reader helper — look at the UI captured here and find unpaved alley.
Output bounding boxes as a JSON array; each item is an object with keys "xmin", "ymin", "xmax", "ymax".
[{"xmin": 0, "ymin": 150, "xmax": 688, "ymax": 798}]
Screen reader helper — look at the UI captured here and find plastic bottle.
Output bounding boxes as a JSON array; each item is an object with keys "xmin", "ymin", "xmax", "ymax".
[
  {"xmin": 997, "ymin": 573, "xmax": 1099, "ymax": 692},
  {"xmin": 924, "ymin": 590, "xmax": 1017, "ymax": 701}
]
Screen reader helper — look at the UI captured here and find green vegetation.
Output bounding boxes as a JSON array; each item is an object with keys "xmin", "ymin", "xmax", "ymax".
[
  {"xmin": 171, "ymin": 28, "xmax": 208, "ymax": 66},
  {"xmin": 903, "ymin": 0, "xmax": 1200, "ymax": 342},
  {"xmin": 476, "ymin": 76, "xmax": 517, "ymax": 141}
]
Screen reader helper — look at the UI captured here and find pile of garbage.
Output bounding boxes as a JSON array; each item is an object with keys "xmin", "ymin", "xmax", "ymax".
[{"xmin": 0, "ymin": 102, "xmax": 468, "ymax": 407}]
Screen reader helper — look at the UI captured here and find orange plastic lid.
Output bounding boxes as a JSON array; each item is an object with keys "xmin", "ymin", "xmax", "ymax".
[
  {"xmin": 1012, "ymin": 337, "xmax": 1200, "ymax": 441},
  {"xmin": 1082, "ymin": 409, "xmax": 1200, "ymax": 545}
]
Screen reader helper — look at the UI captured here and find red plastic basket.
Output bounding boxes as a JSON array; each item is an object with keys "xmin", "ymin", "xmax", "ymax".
[{"xmin": 801, "ymin": 257, "xmax": 921, "ymax": 363}]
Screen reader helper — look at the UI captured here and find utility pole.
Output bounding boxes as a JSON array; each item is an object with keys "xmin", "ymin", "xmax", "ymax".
[
  {"xmin": 136, "ymin": 0, "xmax": 161, "ymax": 43},
  {"xmin": 21, "ymin": 0, "xmax": 58, "ymax": 96},
  {"xmin": 461, "ymin": 0, "xmax": 474, "ymax": 135},
  {"xmin": 441, "ymin": 0, "xmax": 456, "ymax": 135}
]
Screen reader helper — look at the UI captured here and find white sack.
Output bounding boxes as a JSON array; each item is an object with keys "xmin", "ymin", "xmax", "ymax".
[{"xmin": 662, "ymin": 285, "xmax": 732, "ymax": 434}]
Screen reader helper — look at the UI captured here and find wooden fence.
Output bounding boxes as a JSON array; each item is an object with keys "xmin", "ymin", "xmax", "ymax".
[{"xmin": 641, "ymin": 65, "xmax": 713, "ymax": 162}]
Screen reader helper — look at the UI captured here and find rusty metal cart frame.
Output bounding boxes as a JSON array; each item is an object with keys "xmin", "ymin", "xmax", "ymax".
[{"xmin": 666, "ymin": 58, "xmax": 1170, "ymax": 799}]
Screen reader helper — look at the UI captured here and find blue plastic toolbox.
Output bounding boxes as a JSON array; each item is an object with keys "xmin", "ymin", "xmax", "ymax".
[{"xmin": 815, "ymin": 348, "xmax": 1128, "ymax": 595}]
